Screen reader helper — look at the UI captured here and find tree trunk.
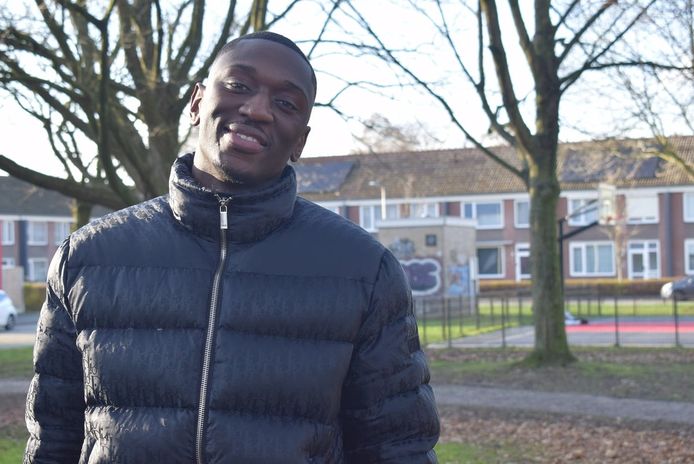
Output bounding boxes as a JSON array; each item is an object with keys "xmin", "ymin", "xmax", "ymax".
[
  {"xmin": 526, "ymin": 159, "xmax": 575, "ymax": 365},
  {"xmin": 71, "ymin": 199, "xmax": 94, "ymax": 231}
]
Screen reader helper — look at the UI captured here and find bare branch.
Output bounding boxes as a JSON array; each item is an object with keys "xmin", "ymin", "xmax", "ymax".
[
  {"xmin": 0, "ymin": 154, "xmax": 126, "ymax": 210},
  {"xmin": 557, "ymin": 0, "xmax": 616, "ymax": 65}
]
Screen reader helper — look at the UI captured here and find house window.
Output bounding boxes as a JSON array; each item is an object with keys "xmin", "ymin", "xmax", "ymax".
[
  {"xmin": 683, "ymin": 193, "xmax": 694, "ymax": 222},
  {"xmin": 685, "ymin": 240, "xmax": 694, "ymax": 274},
  {"xmin": 568, "ymin": 198, "xmax": 599, "ymax": 226},
  {"xmin": 28, "ymin": 258, "xmax": 48, "ymax": 282},
  {"xmin": 569, "ymin": 242, "xmax": 615, "ymax": 277},
  {"xmin": 514, "ymin": 200, "xmax": 529, "ymax": 228},
  {"xmin": 627, "ymin": 240, "xmax": 659, "ymax": 279},
  {"xmin": 1, "ymin": 257, "xmax": 15, "ymax": 268},
  {"xmin": 409, "ymin": 202, "xmax": 439, "ymax": 218},
  {"xmin": 54, "ymin": 221, "xmax": 72, "ymax": 245},
  {"xmin": 515, "ymin": 243, "xmax": 531, "ymax": 280},
  {"xmin": 477, "ymin": 246, "xmax": 504, "ymax": 278},
  {"xmin": 359, "ymin": 204, "xmax": 399, "ymax": 231},
  {"xmin": 1, "ymin": 220, "xmax": 15, "ymax": 245},
  {"xmin": 27, "ymin": 221, "xmax": 48, "ymax": 245},
  {"xmin": 462, "ymin": 201, "xmax": 503, "ymax": 229},
  {"xmin": 626, "ymin": 195, "xmax": 658, "ymax": 224}
]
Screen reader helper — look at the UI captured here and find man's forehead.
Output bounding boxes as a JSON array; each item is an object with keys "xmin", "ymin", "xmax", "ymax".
[{"xmin": 210, "ymin": 39, "xmax": 315, "ymax": 99}]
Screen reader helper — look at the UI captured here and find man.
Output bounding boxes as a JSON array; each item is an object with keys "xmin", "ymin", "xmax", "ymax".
[{"xmin": 25, "ymin": 31, "xmax": 439, "ymax": 463}]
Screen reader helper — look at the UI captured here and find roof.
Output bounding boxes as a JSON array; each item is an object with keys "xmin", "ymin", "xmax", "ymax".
[
  {"xmin": 296, "ymin": 136, "xmax": 694, "ymax": 202},
  {"xmin": 0, "ymin": 176, "xmax": 111, "ymax": 218},
  {"xmin": 1, "ymin": 136, "xmax": 692, "ymax": 217}
]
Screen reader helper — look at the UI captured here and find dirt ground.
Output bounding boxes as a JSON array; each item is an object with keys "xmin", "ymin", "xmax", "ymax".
[
  {"xmin": 431, "ymin": 348, "xmax": 694, "ymax": 463},
  {"xmin": 427, "ymin": 347, "xmax": 694, "ymax": 402},
  {"xmin": 439, "ymin": 406, "xmax": 694, "ymax": 464}
]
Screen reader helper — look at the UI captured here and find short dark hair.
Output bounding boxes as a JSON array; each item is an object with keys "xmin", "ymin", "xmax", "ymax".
[{"xmin": 214, "ymin": 31, "xmax": 317, "ymax": 99}]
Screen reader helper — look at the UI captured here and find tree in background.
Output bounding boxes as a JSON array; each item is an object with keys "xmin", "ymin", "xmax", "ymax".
[
  {"xmin": 0, "ymin": 0, "xmax": 301, "ymax": 223},
  {"xmin": 352, "ymin": 113, "xmax": 440, "ymax": 154},
  {"xmin": 310, "ymin": 0, "xmax": 690, "ymax": 364}
]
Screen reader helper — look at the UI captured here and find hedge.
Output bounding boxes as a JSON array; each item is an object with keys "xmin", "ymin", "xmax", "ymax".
[
  {"xmin": 23, "ymin": 283, "xmax": 46, "ymax": 312},
  {"xmin": 479, "ymin": 278, "xmax": 671, "ymax": 297}
]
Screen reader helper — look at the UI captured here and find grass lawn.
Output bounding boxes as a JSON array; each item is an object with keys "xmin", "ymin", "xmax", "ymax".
[
  {"xmin": 0, "ymin": 347, "xmax": 34, "ymax": 379},
  {"xmin": 0, "ymin": 426, "xmax": 25, "ymax": 464},
  {"xmin": 434, "ymin": 441, "xmax": 527, "ymax": 464},
  {"xmin": 427, "ymin": 346, "xmax": 694, "ymax": 402}
]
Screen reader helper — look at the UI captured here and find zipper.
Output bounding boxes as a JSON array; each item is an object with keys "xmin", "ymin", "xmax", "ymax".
[{"xmin": 195, "ymin": 195, "xmax": 231, "ymax": 464}]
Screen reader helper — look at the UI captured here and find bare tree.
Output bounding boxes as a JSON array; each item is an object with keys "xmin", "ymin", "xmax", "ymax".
[
  {"xmin": 309, "ymin": 1, "xmax": 689, "ymax": 364},
  {"xmin": 351, "ymin": 113, "xmax": 440, "ymax": 154},
  {"xmin": 0, "ymin": 0, "xmax": 303, "ymax": 222}
]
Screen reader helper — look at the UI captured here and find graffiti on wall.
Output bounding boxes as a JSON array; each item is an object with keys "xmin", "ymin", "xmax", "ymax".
[{"xmin": 399, "ymin": 258, "xmax": 442, "ymax": 296}]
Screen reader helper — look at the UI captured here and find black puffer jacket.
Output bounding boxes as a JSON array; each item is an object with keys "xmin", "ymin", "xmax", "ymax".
[{"xmin": 25, "ymin": 153, "xmax": 439, "ymax": 463}]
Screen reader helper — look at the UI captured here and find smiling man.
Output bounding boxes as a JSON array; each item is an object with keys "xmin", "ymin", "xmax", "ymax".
[{"xmin": 24, "ymin": 32, "xmax": 439, "ymax": 464}]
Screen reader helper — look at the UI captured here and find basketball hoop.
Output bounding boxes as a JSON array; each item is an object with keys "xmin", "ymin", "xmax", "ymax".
[{"xmin": 598, "ymin": 183, "xmax": 616, "ymax": 226}]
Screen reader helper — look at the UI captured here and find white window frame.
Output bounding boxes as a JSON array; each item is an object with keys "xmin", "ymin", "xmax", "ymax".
[
  {"xmin": 569, "ymin": 241, "xmax": 616, "ymax": 277},
  {"xmin": 625, "ymin": 194, "xmax": 659, "ymax": 224},
  {"xmin": 359, "ymin": 204, "xmax": 400, "ymax": 232},
  {"xmin": 514, "ymin": 199, "xmax": 530, "ymax": 228},
  {"xmin": 1, "ymin": 220, "xmax": 15, "ymax": 245},
  {"xmin": 476, "ymin": 246, "xmax": 505, "ymax": 279},
  {"xmin": 409, "ymin": 202, "xmax": 440, "ymax": 219},
  {"xmin": 685, "ymin": 239, "xmax": 694, "ymax": 275},
  {"xmin": 461, "ymin": 201, "xmax": 504, "ymax": 229},
  {"xmin": 627, "ymin": 240, "xmax": 660, "ymax": 279},
  {"xmin": 683, "ymin": 193, "xmax": 694, "ymax": 223},
  {"xmin": 568, "ymin": 198, "xmax": 599, "ymax": 226},
  {"xmin": 28, "ymin": 258, "xmax": 48, "ymax": 282},
  {"xmin": 54, "ymin": 221, "xmax": 72, "ymax": 245},
  {"xmin": 1, "ymin": 257, "xmax": 15, "ymax": 268},
  {"xmin": 27, "ymin": 221, "xmax": 48, "ymax": 246},
  {"xmin": 515, "ymin": 243, "xmax": 531, "ymax": 280}
]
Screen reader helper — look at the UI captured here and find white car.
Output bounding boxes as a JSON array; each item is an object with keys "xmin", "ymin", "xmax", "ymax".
[{"xmin": 0, "ymin": 290, "xmax": 18, "ymax": 330}]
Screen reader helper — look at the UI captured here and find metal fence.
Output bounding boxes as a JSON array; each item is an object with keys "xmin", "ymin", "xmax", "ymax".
[{"xmin": 415, "ymin": 289, "xmax": 694, "ymax": 348}]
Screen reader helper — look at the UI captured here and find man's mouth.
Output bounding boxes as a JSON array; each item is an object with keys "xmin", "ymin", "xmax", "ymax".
[{"xmin": 221, "ymin": 124, "xmax": 267, "ymax": 154}]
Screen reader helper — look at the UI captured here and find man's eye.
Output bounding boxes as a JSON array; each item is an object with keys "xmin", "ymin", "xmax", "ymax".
[
  {"xmin": 224, "ymin": 81, "xmax": 248, "ymax": 91},
  {"xmin": 276, "ymin": 99, "xmax": 298, "ymax": 111}
]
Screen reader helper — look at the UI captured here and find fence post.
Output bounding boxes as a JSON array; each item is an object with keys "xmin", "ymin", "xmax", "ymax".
[
  {"xmin": 517, "ymin": 293, "xmax": 523, "ymax": 326},
  {"xmin": 673, "ymin": 295, "xmax": 681, "ymax": 348},
  {"xmin": 597, "ymin": 287, "xmax": 602, "ymax": 316},
  {"xmin": 459, "ymin": 294, "xmax": 464, "ymax": 336},
  {"xmin": 490, "ymin": 298, "xmax": 496, "ymax": 326},
  {"xmin": 422, "ymin": 299, "xmax": 428, "ymax": 346},
  {"xmin": 501, "ymin": 297, "xmax": 507, "ymax": 349},
  {"xmin": 613, "ymin": 294, "xmax": 620, "ymax": 348},
  {"xmin": 476, "ymin": 296, "xmax": 481, "ymax": 330}
]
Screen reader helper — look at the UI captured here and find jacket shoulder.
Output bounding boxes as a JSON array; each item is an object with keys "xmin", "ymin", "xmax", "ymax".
[{"xmin": 68, "ymin": 196, "xmax": 174, "ymax": 264}]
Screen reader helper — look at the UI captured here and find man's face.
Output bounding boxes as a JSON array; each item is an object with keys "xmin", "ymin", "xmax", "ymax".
[{"xmin": 190, "ymin": 39, "xmax": 314, "ymax": 191}]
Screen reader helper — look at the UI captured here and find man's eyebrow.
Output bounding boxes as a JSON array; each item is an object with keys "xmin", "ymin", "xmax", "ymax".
[{"xmin": 220, "ymin": 64, "xmax": 309, "ymax": 101}]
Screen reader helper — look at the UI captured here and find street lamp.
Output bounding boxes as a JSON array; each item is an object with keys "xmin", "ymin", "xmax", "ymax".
[{"xmin": 368, "ymin": 180, "xmax": 387, "ymax": 220}]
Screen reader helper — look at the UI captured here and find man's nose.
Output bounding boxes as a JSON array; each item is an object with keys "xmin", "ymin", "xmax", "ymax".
[{"xmin": 239, "ymin": 91, "xmax": 273, "ymax": 122}]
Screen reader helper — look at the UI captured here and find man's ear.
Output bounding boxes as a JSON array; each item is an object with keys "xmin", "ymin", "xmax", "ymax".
[
  {"xmin": 290, "ymin": 126, "xmax": 311, "ymax": 162},
  {"xmin": 189, "ymin": 83, "xmax": 205, "ymax": 126}
]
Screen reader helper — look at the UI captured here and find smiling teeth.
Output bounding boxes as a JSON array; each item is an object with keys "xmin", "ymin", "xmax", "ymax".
[{"xmin": 236, "ymin": 133, "xmax": 259, "ymax": 143}]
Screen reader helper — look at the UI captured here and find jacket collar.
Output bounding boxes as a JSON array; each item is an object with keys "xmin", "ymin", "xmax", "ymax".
[{"xmin": 168, "ymin": 153, "xmax": 297, "ymax": 243}]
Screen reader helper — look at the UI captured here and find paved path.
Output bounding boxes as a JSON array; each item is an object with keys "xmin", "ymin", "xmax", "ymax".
[
  {"xmin": 3, "ymin": 379, "xmax": 693, "ymax": 426},
  {"xmin": 428, "ymin": 323, "xmax": 694, "ymax": 348},
  {"xmin": 433, "ymin": 384, "xmax": 694, "ymax": 426}
]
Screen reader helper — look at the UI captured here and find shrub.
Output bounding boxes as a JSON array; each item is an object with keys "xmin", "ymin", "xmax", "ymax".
[
  {"xmin": 23, "ymin": 283, "xmax": 46, "ymax": 312},
  {"xmin": 479, "ymin": 278, "xmax": 670, "ymax": 297}
]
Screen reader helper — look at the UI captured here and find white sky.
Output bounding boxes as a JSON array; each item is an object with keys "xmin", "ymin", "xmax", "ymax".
[{"xmin": 0, "ymin": 0, "xmax": 690, "ymax": 178}]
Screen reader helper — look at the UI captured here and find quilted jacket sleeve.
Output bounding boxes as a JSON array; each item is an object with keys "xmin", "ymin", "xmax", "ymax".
[
  {"xmin": 341, "ymin": 250, "xmax": 440, "ymax": 463},
  {"xmin": 24, "ymin": 240, "xmax": 85, "ymax": 463}
]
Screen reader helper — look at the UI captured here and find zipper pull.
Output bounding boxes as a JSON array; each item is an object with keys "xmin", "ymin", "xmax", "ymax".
[{"xmin": 215, "ymin": 195, "xmax": 231, "ymax": 230}]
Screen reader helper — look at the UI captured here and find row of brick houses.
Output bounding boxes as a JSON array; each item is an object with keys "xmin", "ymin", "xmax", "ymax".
[{"xmin": 1, "ymin": 136, "xmax": 693, "ymax": 283}]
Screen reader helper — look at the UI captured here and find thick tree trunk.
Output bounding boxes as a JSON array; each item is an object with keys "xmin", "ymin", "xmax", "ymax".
[
  {"xmin": 526, "ymin": 160, "xmax": 575, "ymax": 365},
  {"xmin": 70, "ymin": 199, "xmax": 94, "ymax": 230}
]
